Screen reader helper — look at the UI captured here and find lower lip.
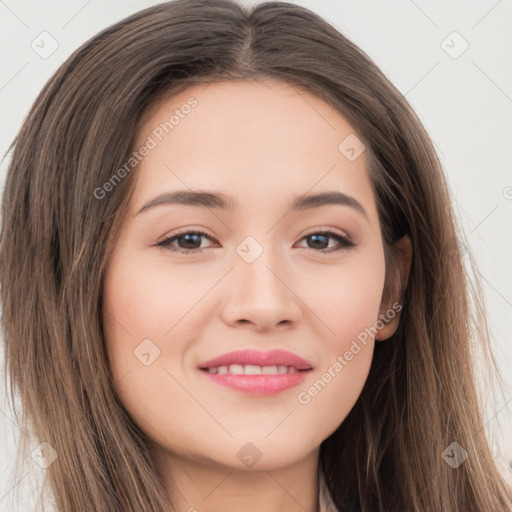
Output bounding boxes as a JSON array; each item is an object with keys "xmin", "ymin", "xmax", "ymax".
[{"xmin": 200, "ymin": 370, "xmax": 311, "ymax": 395}]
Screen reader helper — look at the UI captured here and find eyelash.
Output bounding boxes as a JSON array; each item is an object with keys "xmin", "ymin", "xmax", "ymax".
[{"xmin": 155, "ymin": 229, "xmax": 356, "ymax": 254}]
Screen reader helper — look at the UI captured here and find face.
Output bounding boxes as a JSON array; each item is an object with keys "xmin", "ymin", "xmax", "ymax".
[{"xmin": 102, "ymin": 79, "xmax": 391, "ymax": 472}]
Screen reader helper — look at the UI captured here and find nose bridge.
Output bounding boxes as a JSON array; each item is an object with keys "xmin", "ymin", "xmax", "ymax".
[
  {"xmin": 220, "ymin": 234, "xmax": 301, "ymax": 329},
  {"xmin": 236, "ymin": 234, "xmax": 288, "ymax": 300}
]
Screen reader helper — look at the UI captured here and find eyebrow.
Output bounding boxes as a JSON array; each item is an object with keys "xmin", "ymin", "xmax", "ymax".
[{"xmin": 136, "ymin": 190, "xmax": 368, "ymax": 220}]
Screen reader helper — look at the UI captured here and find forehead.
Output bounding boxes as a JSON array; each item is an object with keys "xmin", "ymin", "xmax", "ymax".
[
  {"xmin": 136, "ymin": 78, "xmax": 358, "ymax": 152},
  {"xmin": 130, "ymin": 78, "xmax": 375, "ymax": 220}
]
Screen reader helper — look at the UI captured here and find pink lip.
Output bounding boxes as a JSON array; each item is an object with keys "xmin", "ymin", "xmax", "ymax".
[
  {"xmin": 199, "ymin": 349, "xmax": 313, "ymax": 370},
  {"xmin": 201, "ymin": 372, "xmax": 310, "ymax": 395},
  {"xmin": 198, "ymin": 349, "xmax": 313, "ymax": 396}
]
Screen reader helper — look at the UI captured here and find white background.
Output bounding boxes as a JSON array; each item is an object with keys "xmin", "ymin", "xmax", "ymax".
[{"xmin": 1, "ymin": 0, "xmax": 511, "ymax": 510}]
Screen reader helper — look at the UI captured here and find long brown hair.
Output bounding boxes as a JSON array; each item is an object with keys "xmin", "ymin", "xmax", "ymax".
[{"xmin": 1, "ymin": 1, "xmax": 511, "ymax": 510}]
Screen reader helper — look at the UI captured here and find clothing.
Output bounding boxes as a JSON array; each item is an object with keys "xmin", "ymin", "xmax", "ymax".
[{"xmin": 318, "ymin": 466, "xmax": 339, "ymax": 512}]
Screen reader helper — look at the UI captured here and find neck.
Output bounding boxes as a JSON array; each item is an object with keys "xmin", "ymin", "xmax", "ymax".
[{"xmin": 154, "ymin": 447, "xmax": 321, "ymax": 512}]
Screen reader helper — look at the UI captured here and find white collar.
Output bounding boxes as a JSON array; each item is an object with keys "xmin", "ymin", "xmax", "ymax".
[{"xmin": 318, "ymin": 466, "xmax": 339, "ymax": 512}]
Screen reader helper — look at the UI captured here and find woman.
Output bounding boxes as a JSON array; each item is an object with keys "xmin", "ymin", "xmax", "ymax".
[{"xmin": 1, "ymin": 0, "xmax": 511, "ymax": 511}]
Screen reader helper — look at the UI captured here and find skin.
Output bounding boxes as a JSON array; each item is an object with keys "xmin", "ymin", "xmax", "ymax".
[{"xmin": 102, "ymin": 78, "xmax": 411, "ymax": 512}]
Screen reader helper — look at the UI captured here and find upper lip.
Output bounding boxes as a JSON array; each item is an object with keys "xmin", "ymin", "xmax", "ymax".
[{"xmin": 199, "ymin": 349, "xmax": 313, "ymax": 370}]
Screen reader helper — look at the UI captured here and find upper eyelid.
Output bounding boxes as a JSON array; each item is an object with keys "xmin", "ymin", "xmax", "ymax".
[
  {"xmin": 300, "ymin": 226, "xmax": 352, "ymax": 240},
  {"xmin": 164, "ymin": 227, "xmax": 350, "ymax": 239},
  {"xmin": 162, "ymin": 229, "xmax": 216, "ymax": 243}
]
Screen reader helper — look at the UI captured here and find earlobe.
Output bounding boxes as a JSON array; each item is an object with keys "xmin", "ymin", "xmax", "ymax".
[
  {"xmin": 375, "ymin": 235, "xmax": 412, "ymax": 342},
  {"xmin": 375, "ymin": 310, "xmax": 401, "ymax": 342}
]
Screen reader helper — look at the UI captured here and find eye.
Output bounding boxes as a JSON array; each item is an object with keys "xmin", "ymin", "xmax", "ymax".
[
  {"xmin": 155, "ymin": 228, "xmax": 356, "ymax": 255},
  {"xmin": 295, "ymin": 230, "xmax": 355, "ymax": 253},
  {"xmin": 155, "ymin": 229, "xmax": 218, "ymax": 254}
]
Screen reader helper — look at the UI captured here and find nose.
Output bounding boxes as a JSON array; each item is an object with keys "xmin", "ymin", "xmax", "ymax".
[{"xmin": 220, "ymin": 250, "xmax": 302, "ymax": 332}]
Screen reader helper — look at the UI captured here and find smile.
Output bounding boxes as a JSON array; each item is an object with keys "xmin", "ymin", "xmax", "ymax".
[{"xmin": 198, "ymin": 349, "xmax": 313, "ymax": 395}]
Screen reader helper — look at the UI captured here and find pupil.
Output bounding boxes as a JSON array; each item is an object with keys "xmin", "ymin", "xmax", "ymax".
[
  {"xmin": 309, "ymin": 234, "xmax": 328, "ymax": 249},
  {"xmin": 180, "ymin": 234, "xmax": 201, "ymax": 249}
]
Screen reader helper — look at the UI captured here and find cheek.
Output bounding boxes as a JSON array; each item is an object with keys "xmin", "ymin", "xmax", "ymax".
[
  {"xmin": 292, "ymin": 251, "xmax": 385, "ymax": 436},
  {"xmin": 104, "ymin": 257, "xmax": 180, "ymax": 336},
  {"xmin": 103, "ymin": 249, "xmax": 207, "ymax": 362},
  {"xmin": 102, "ymin": 249, "xmax": 222, "ymax": 417},
  {"xmin": 300, "ymin": 247, "xmax": 386, "ymax": 350},
  {"xmin": 102, "ymin": 251, "xmax": 182, "ymax": 390},
  {"xmin": 102, "ymin": 252, "xmax": 194, "ymax": 438}
]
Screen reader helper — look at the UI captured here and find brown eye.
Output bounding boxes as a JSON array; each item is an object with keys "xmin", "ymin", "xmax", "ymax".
[
  {"xmin": 156, "ymin": 230, "xmax": 217, "ymax": 254},
  {"xmin": 296, "ymin": 230, "xmax": 355, "ymax": 253}
]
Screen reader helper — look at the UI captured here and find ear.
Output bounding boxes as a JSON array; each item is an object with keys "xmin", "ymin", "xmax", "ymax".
[{"xmin": 375, "ymin": 235, "xmax": 412, "ymax": 342}]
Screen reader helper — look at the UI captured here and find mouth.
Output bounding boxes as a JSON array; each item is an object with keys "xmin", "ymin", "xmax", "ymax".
[{"xmin": 198, "ymin": 349, "xmax": 313, "ymax": 395}]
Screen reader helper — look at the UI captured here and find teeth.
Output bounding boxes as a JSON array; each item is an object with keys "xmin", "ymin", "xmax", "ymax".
[
  {"xmin": 206, "ymin": 364, "xmax": 300, "ymax": 375},
  {"xmin": 245, "ymin": 364, "xmax": 262, "ymax": 375},
  {"xmin": 229, "ymin": 364, "xmax": 244, "ymax": 375}
]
